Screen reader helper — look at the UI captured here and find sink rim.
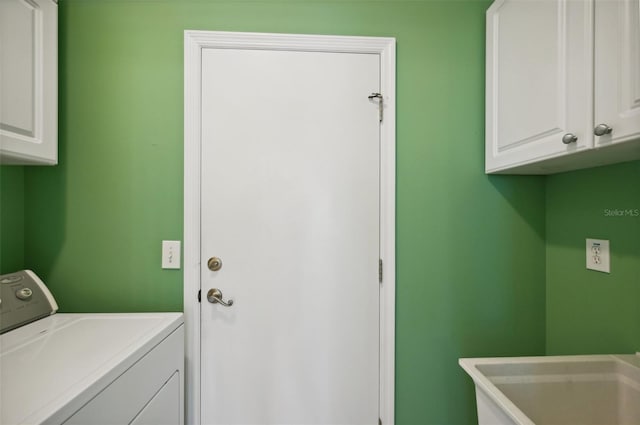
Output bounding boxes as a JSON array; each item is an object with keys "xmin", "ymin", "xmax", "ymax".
[{"xmin": 459, "ymin": 354, "xmax": 640, "ymax": 425}]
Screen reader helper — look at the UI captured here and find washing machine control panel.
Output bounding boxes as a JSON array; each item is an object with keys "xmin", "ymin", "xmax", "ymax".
[{"xmin": 0, "ymin": 270, "xmax": 58, "ymax": 334}]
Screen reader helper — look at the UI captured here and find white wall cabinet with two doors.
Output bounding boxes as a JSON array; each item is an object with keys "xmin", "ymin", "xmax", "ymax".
[
  {"xmin": 0, "ymin": 0, "xmax": 57, "ymax": 165},
  {"xmin": 486, "ymin": 0, "xmax": 640, "ymax": 174}
]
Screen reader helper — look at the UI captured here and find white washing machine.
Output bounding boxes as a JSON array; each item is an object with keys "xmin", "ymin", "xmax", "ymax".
[{"xmin": 0, "ymin": 270, "xmax": 184, "ymax": 425}]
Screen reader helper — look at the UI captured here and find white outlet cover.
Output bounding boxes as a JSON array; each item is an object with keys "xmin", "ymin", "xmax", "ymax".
[{"xmin": 586, "ymin": 238, "xmax": 610, "ymax": 273}]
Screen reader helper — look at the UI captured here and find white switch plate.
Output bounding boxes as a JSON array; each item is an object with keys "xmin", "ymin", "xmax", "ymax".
[
  {"xmin": 162, "ymin": 240, "xmax": 181, "ymax": 269},
  {"xmin": 586, "ymin": 238, "xmax": 610, "ymax": 273}
]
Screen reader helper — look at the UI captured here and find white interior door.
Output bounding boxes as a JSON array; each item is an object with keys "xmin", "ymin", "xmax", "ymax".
[{"xmin": 199, "ymin": 47, "xmax": 381, "ymax": 425}]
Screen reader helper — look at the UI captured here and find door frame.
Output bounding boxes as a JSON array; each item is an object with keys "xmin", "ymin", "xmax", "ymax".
[{"xmin": 183, "ymin": 30, "xmax": 396, "ymax": 425}]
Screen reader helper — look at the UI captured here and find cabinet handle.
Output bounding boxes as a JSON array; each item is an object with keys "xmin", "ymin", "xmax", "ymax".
[
  {"xmin": 594, "ymin": 124, "xmax": 613, "ymax": 136},
  {"xmin": 562, "ymin": 133, "xmax": 578, "ymax": 144}
]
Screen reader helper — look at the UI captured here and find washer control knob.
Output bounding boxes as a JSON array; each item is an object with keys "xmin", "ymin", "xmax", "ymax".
[{"xmin": 16, "ymin": 287, "xmax": 33, "ymax": 300}]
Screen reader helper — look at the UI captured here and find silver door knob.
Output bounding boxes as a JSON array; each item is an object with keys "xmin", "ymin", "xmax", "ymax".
[
  {"xmin": 562, "ymin": 133, "xmax": 578, "ymax": 144},
  {"xmin": 207, "ymin": 257, "xmax": 222, "ymax": 271},
  {"xmin": 207, "ymin": 288, "xmax": 234, "ymax": 307},
  {"xmin": 594, "ymin": 124, "xmax": 613, "ymax": 136}
]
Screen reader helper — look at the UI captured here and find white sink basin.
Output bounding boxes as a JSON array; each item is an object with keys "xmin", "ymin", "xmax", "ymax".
[{"xmin": 459, "ymin": 354, "xmax": 640, "ymax": 425}]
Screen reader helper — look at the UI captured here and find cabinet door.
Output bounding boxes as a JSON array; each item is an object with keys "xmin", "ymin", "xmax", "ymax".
[
  {"xmin": 486, "ymin": 0, "xmax": 593, "ymax": 173},
  {"xmin": 0, "ymin": 0, "xmax": 57, "ymax": 165},
  {"xmin": 594, "ymin": 0, "xmax": 640, "ymax": 147}
]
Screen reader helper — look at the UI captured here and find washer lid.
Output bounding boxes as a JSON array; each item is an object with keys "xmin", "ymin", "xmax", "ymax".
[{"xmin": 0, "ymin": 312, "xmax": 183, "ymax": 425}]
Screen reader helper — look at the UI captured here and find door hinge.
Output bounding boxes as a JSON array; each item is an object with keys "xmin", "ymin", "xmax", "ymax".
[
  {"xmin": 379, "ymin": 258, "xmax": 383, "ymax": 283},
  {"xmin": 198, "ymin": 289, "xmax": 201, "ymax": 303},
  {"xmin": 368, "ymin": 92, "xmax": 383, "ymax": 122}
]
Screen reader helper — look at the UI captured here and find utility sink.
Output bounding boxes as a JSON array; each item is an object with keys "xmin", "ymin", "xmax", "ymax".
[{"xmin": 459, "ymin": 354, "xmax": 640, "ymax": 425}]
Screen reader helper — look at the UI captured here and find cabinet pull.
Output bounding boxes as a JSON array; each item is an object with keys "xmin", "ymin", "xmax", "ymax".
[
  {"xmin": 594, "ymin": 124, "xmax": 613, "ymax": 136},
  {"xmin": 562, "ymin": 133, "xmax": 578, "ymax": 144}
]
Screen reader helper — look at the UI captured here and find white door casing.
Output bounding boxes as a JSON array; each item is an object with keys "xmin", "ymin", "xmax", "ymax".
[{"xmin": 184, "ymin": 31, "xmax": 396, "ymax": 425}]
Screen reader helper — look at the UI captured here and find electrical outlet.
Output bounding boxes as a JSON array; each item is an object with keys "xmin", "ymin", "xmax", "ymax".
[
  {"xmin": 162, "ymin": 240, "xmax": 181, "ymax": 269},
  {"xmin": 586, "ymin": 238, "xmax": 610, "ymax": 273}
]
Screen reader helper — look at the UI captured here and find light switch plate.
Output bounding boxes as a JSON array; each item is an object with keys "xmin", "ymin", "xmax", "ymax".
[
  {"xmin": 162, "ymin": 240, "xmax": 181, "ymax": 269},
  {"xmin": 586, "ymin": 238, "xmax": 610, "ymax": 273}
]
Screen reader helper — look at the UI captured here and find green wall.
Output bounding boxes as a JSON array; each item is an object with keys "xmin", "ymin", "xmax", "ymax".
[
  {"xmin": 0, "ymin": 166, "xmax": 25, "ymax": 273},
  {"xmin": 546, "ymin": 161, "xmax": 640, "ymax": 354},
  {"xmin": 17, "ymin": 1, "xmax": 548, "ymax": 423}
]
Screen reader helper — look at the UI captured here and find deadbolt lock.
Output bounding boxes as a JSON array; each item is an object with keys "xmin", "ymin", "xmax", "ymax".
[{"xmin": 207, "ymin": 257, "xmax": 222, "ymax": 271}]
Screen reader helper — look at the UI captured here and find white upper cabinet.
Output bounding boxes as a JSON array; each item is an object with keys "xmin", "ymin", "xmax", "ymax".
[
  {"xmin": 486, "ymin": 0, "xmax": 593, "ymax": 173},
  {"xmin": 486, "ymin": 0, "xmax": 640, "ymax": 174},
  {"xmin": 594, "ymin": 0, "xmax": 640, "ymax": 149},
  {"xmin": 0, "ymin": 0, "xmax": 57, "ymax": 165}
]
